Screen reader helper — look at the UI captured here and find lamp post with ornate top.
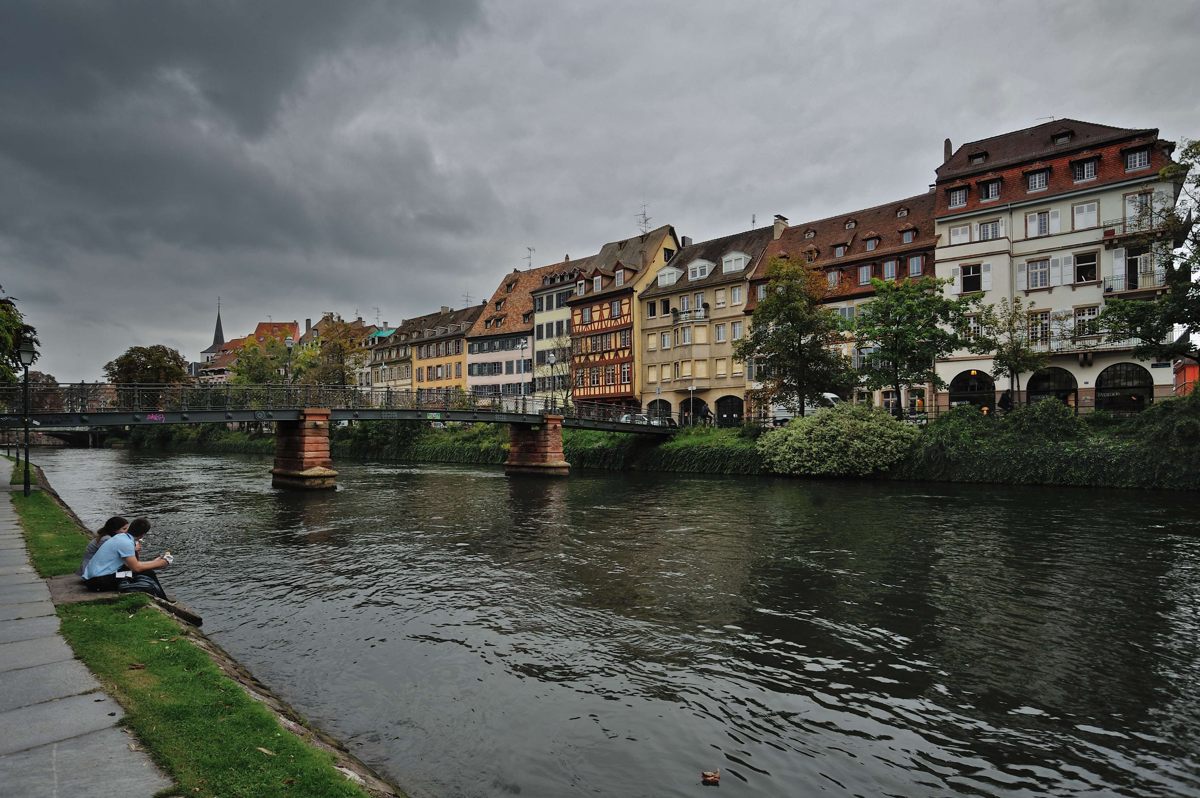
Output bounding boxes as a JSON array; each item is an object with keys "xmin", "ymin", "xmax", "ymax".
[{"xmin": 18, "ymin": 334, "xmax": 36, "ymax": 496}]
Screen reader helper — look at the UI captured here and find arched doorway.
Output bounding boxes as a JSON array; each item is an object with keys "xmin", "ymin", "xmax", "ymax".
[
  {"xmin": 715, "ymin": 395, "xmax": 744, "ymax": 427},
  {"xmin": 949, "ymin": 369, "xmax": 995, "ymax": 413},
  {"xmin": 680, "ymin": 397, "xmax": 709, "ymax": 427},
  {"xmin": 647, "ymin": 398, "xmax": 672, "ymax": 420},
  {"xmin": 1095, "ymin": 363, "xmax": 1154, "ymax": 413},
  {"xmin": 1027, "ymin": 367, "xmax": 1078, "ymax": 410}
]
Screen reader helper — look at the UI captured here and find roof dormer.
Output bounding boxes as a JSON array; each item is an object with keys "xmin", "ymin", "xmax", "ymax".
[
  {"xmin": 968, "ymin": 151, "xmax": 988, "ymax": 166},
  {"xmin": 844, "ymin": 219, "xmax": 857, "ymax": 229},
  {"xmin": 687, "ymin": 259, "xmax": 714, "ymax": 280}
]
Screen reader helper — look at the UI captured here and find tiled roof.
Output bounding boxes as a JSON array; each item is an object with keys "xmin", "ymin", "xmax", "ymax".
[
  {"xmin": 395, "ymin": 304, "xmax": 484, "ymax": 344},
  {"xmin": 641, "ymin": 226, "xmax": 774, "ymax": 299},
  {"xmin": 567, "ymin": 225, "xmax": 678, "ymax": 302},
  {"xmin": 937, "ymin": 119, "xmax": 1156, "ymax": 182},
  {"xmin": 250, "ymin": 321, "xmax": 300, "ymax": 343},
  {"xmin": 756, "ymin": 191, "xmax": 936, "ymax": 280},
  {"xmin": 468, "ymin": 258, "xmax": 580, "ymax": 339}
]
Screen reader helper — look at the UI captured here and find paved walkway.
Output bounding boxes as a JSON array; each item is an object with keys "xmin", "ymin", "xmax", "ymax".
[{"xmin": 0, "ymin": 495, "xmax": 172, "ymax": 796}]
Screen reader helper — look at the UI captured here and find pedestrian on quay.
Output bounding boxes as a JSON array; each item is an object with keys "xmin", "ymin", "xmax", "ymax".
[
  {"xmin": 76, "ymin": 515, "xmax": 128, "ymax": 578},
  {"xmin": 81, "ymin": 517, "xmax": 174, "ymax": 600}
]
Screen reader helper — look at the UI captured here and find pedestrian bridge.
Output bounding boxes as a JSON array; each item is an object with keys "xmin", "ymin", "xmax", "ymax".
[{"xmin": 0, "ymin": 383, "xmax": 672, "ymax": 486}]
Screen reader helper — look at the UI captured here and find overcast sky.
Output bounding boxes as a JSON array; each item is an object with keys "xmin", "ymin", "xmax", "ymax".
[{"xmin": 3, "ymin": 0, "xmax": 1197, "ymax": 380}]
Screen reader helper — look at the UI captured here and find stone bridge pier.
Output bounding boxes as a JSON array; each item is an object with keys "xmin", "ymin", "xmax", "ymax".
[
  {"xmin": 505, "ymin": 414, "xmax": 570, "ymax": 476},
  {"xmin": 272, "ymin": 408, "xmax": 338, "ymax": 490}
]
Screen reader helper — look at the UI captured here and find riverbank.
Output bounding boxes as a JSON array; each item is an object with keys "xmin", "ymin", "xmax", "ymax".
[
  {"xmin": 118, "ymin": 391, "xmax": 1200, "ymax": 490},
  {"xmin": 6, "ymin": 457, "xmax": 403, "ymax": 798}
]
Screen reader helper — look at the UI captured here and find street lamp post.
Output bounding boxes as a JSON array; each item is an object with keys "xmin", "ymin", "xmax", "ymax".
[
  {"xmin": 18, "ymin": 334, "xmax": 36, "ymax": 496},
  {"xmin": 518, "ymin": 337, "xmax": 529, "ymax": 413},
  {"xmin": 688, "ymin": 384, "xmax": 695, "ymax": 427},
  {"xmin": 284, "ymin": 335, "xmax": 295, "ymax": 390},
  {"xmin": 545, "ymin": 350, "xmax": 556, "ymax": 412}
]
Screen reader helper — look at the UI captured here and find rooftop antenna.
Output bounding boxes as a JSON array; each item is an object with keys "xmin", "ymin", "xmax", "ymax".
[
  {"xmin": 525, "ymin": 247, "xmax": 535, "ymax": 269},
  {"xmin": 751, "ymin": 213, "xmax": 756, "ymax": 229},
  {"xmin": 1035, "ymin": 115, "xmax": 1056, "ymax": 122},
  {"xmin": 461, "ymin": 292, "xmax": 472, "ymax": 306},
  {"xmin": 372, "ymin": 306, "xmax": 381, "ymax": 325},
  {"xmin": 636, "ymin": 202, "xmax": 652, "ymax": 234}
]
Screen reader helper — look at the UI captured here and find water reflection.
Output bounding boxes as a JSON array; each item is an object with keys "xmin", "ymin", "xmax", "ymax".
[{"xmin": 32, "ymin": 448, "xmax": 1200, "ymax": 798}]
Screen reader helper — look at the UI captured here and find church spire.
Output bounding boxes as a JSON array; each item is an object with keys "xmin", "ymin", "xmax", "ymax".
[{"xmin": 210, "ymin": 297, "xmax": 224, "ymax": 349}]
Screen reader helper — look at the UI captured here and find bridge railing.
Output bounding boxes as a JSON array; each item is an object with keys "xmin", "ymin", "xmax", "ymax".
[{"xmin": 0, "ymin": 383, "xmax": 646, "ymax": 426}]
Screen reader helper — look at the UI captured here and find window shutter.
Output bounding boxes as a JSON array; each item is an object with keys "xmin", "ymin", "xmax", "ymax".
[
  {"xmin": 1026, "ymin": 212, "xmax": 1038, "ymax": 238},
  {"xmin": 1016, "ymin": 262, "xmax": 1027, "ymax": 291},
  {"xmin": 1073, "ymin": 204, "xmax": 1084, "ymax": 230},
  {"xmin": 1049, "ymin": 210, "xmax": 1061, "ymax": 234},
  {"xmin": 1061, "ymin": 254, "xmax": 1074, "ymax": 285},
  {"xmin": 981, "ymin": 263, "xmax": 992, "ymax": 291},
  {"xmin": 998, "ymin": 218, "xmax": 1006, "ymax": 238},
  {"xmin": 1049, "ymin": 256, "xmax": 1062, "ymax": 286},
  {"xmin": 1109, "ymin": 248, "xmax": 1124, "ymax": 284},
  {"xmin": 951, "ymin": 266, "xmax": 961, "ymax": 294},
  {"xmin": 972, "ymin": 223, "xmax": 980, "ymax": 241}
]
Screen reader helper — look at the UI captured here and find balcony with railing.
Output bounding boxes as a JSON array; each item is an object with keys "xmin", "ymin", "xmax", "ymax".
[
  {"xmin": 1103, "ymin": 267, "xmax": 1167, "ymax": 294},
  {"xmin": 1101, "ymin": 209, "xmax": 1193, "ymax": 247},
  {"xmin": 672, "ymin": 307, "xmax": 707, "ymax": 323}
]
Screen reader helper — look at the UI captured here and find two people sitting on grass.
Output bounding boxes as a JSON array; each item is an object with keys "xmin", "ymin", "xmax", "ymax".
[
  {"xmin": 76, "ymin": 515, "xmax": 129, "ymax": 577},
  {"xmin": 81, "ymin": 516, "xmax": 174, "ymax": 600}
]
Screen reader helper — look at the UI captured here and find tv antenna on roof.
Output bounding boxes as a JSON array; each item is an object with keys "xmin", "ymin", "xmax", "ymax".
[
  {"xmin": 636, "ymin": 202, "xmax": 652, "ymax": 234},
  {"xmin": 462, "ymin": 292, "xmax": 472, "ymax": 306},
  {"xmin": 373, "ymin": 307, "xmax": 381, "ymax": 325},
  {"xmin": 751, "ymin": 213, "xmax": 756, "ymax": 229},
  {"xmin": 525, "ymin": 247, "xmax": 535, "ymax": 269},
  {"xmin": 1036, "ymin": 115, "xmax": 1056, "ymax": 122}
]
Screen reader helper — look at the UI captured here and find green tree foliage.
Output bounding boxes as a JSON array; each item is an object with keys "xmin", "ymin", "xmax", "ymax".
[
  {"xmin": 230, "ymin": 338, "xmax": 289, "ymax": 385},
  {"xmin": 734, "ymin": 258, "xmax": 852, "ymax": 416},
  {"xmin": 757, "ymin": 403, "xmax": 918, "ymax": 476},
  {"xmin": 0, "ymin": 288, "xmax": 39, "ymax": 385},
  {"xmin": 295, "ymin": 316, "xmax": 367, "ymax": 386},
  {"xmin": 1102, "ymin": 138, "xmax": 1198, "ymax": 362},
  {"xmin": 975, "ymin": 295, "xmax": 1048, "ymax": 401},
  {"xmin": 102, "ymin": 345, "xmax": 190, "ymax": 384},
  {"xmin": 852, "ymin": 276, "xmax": 976, "ymax": 413}
]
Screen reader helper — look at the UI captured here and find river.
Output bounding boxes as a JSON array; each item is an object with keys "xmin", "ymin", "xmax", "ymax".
[{"xmin": 30, "ymin": 448, "xmax": 1200, "ymax": 797}]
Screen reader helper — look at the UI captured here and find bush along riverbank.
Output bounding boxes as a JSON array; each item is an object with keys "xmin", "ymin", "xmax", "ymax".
[
  {"xmin": 118, "ymin": 391, "xmax": 1200, "ymax": 489},
  {"xmin": 8, "ymin": 465, "xmax": 400, "ymax": 798}
]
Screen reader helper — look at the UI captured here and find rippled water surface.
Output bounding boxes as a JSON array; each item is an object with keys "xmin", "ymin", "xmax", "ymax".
[{"xmin": 32, "ymin": 448, "xmax": 1200, "ymax": 797}]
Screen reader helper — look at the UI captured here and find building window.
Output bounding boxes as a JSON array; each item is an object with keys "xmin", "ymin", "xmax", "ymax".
[
  {"xmin": 722, "ymin": 253, "xmax": 748, "ymax": 273},
  {"xmin": 620, "ymin": 329, "xmax": 631, "ymax": 348},
  {"xmin": 1028, "ymin": 310, "xmax": 1050, "ymax": 345},
  {"xmin": 689, "ymin": 261, "xmax": 712, "ymax": 280},
  {"xmin": 902, "ymin": 230, "xmax": 915, "ymax": 244},
  {"xmin": 661, "ymin": 331, "xmax": 671, "ymax": 349},
  {"xmin": 610, "ymin": 300, "xmax": 621, "ymax": 318},
  {"xmin": 1125, "ymin": 149, "xmax": 1150, "ymax": 171},
  {"xmin": 858, "ymin": 265, "xmax": 872, "ymax": 285},
  {"xmin": 1027, "ymin": 170, "xmax": 1048, "ymax": 192},
  {"xmin": 804, "ymin": 229, "xmax": 815, "ymax": 239},
  {"xmin": 827, "ymin": 271, "xmax": 838, "ymax": 290},
  {"xmin": 715, "ymin": 358, "xmax": 727, "ymax": 377},
  {"xmin": 647, "ymin": 332, "xmax": 657, "ymax": 351},
  {"xmin": 589, "ymin": 368, "xmax": 600, "ymax": 386},
  {"xmin": 979, "ymin": 220, "xmax": 1001, "ymax": 240},
  {"xmin": 731, "ymin": 286, "xmax": 743, "ymax": 304},
  {"xmin": 581, "ymin": 307, "xmax": 592, "ymax": 324},
  {"xmin": 1072, "ymin": 159, "xmax": 1098, "ymax": 182},
  {"xmin": 950, "ymin": 224, "xmax": 970, "ymax": 245},
  {"xmin": 660, "ymin": 298, "xmax": 670, "ymax": 316},
  {"xmin": 694, "ymin": 292, "xmax": 704, "ymax": 311},
  {"xmin": 647, "ymin": 365, "xmax": 657, "ymax": 383},
  {"xmin": 897, "ymin": 208, "xmax": 908, "ymax": 218},
  {"xmin": 882, "ymin": 260, "xmax": 897, "ymax": 281},
  {"xmin": 757, "ymin": 284, "xmax": 767, "ymax": 300},
  {"xmin": 1028, "ymin": 258, "xmax": 1050, "ymax": 289},
  {"xmin": 969, "ymin": 152, "xmax": 987, "ymax": 165},
  {"xmin": 680, "ymin": 326, "xmax": 692, "ymax": 345},
  {"xmin": 908, "ymin": 255, "xmax": 922, "ymax": 277},
  {"xmin": 845, "ymin": 220, "xmax": 856, "ymax": 229},
  {"xmin": 605, "ymin": 365, "xmax": 616, "ymax": 385},
  {"xmin": 680, "ymin": 294, "xmax": 690, "ymax": 312},
  {"xmin": 614, "ymin": 270, "xmax": 624, "ymax": 287},
  {"xmin": 966, "ymin": 314, "xmax": 983, "ymax": 340},
  {"xmin": 1073, "ymin": 201, "xmax": 1098, "ymax": 230},
  {"xmin": 1075, "ymin": 252, "xmax": 1098, "ymax": 282},
  {"xmin": 866, "ymin": 237, "xmax": 878, "ymax": 251},
  {"xmin": 715, "ymin": 288, "xmax": 726, "ymax": 307},
  {"xmin": 834, "ymin": 244, "xmax": 846, "ymax": 258},
  {"xmin": 948, "ymin": 187, "xmax": 967, "ymax": 208},
  {"xmin": 647, "ymin": 302, "xmax": 656, "ymax": 319},
  {"xmin": 714, "ymin": 323, "xmax": 727, "ymax": 343},
  {"xmin": 593, "ymin": 276, "xmax": 602, "ymax": 292},
  {"xmin": 731, "ymin": 321, "xmax": 744, "ymax": 340},
  {"xmin": 1027, "ymin": 210, "xmax": 1051, "ymax": 237},
  {"xmin": 980, "ymin": 180, "xmax": 1000, "ymax": 201},
  {"xmin": 962, "ymin": 264, "xmax": 982, "ymax": 293},
  {"xmin": 576, "ymin": 280, "xmax": 585, "ymax": 296},
  {"xmin": 1075, "ymin": 306, "xmax": 1100, "ymax": 336}
]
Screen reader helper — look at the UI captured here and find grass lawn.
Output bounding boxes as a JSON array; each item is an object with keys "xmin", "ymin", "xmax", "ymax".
[
  {"xmin": 11, "ymin": 489, "xmax": 89, "ymax": 577},
  {"xmin": 59, "ymin": 596, "xmax": 372, "ymax": 798}
]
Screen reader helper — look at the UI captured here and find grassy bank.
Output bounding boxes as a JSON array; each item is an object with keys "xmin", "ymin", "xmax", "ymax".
[{"xmin": 8, "ymin": 470, "xmax": 384, "ymax": 798}]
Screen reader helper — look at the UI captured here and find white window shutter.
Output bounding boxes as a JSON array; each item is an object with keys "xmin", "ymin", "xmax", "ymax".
[
  {"xmin": 1026, "ymin": 212, "xmax": 1038, "ymax": 238},
  {"xmin": 972, "ymin": 223, "xmax": 980, "ymax": 241},
  {"xmin": 981, "ymin": 263, "xmax": 992, "ymax": 291},
  {"xmin": 1073, "ymin": 204, "xmax": 1085, "ymax": 230},
  {"xmin": 998, "ymin": 218, "xmax": 1006, "ymax": 238},
  {"xmin": 1109, "ymin": 248, "xmax": 1124, "ymax": 284},
  {"xmin": 1062, "ymin": 254, "xmax": 1074, "ymax": 284},
  {"xmin": 1049, "ymin": 257, "xmax": 1062, "ymax": 286},
  {"xmin": 951, "ymin": 266, "xmax": 961, "ymax": 294},
  {"xmin": 1016, "ymin": 262, "xmax": 1027, "ymax": 291},
  {"xmin": 1049, "ymin": 209, "xmax": 1061, "ymax": 234}
]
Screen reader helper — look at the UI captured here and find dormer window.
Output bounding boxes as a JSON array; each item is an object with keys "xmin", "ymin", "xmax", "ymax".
[
  {"xmin": 865, "ymin": 237, "xmax": 879, "ymax": 252},
  {"xmin": 902, "ymin": 230, "xmax": 915, "ymax": 244},
  {"xmin": 805, "ymin": 247, "xmax": 818, "ymax": 263},
  {"xmin": 896, "ymin": 207, "xmax": 909, "ymax": 218},
  {"xmin": 495, "ymin": 300, "xmax": 504, "ymax": 311},
  {"xmin": 834, "ymin": 245, "xmax": 846, "ymax": 258},
  {"xmin": 615, "ymin": 269, "xmax": 625, "ymax": 287},
  {"xmin": 505, "ymin": 281, "xmax": 516, "ymax": 293},
  {"xmin": 657, "ymin": 267, "xmax": 681, "ymax": 287},
  {"xmin": 1027, "ymin": 170, "xmax": 1049, "ymax": 192},
  {"xmin": 948, "ymin": 187, "xmax": 968, "ymax": 208},
  {"xmin": 1125, "ymin": 148, "xmax": 1150, "ymax": 171},
  {"xmin": 1072, "ymin": 158, "xmax": 1098, "ymax": 181},
  {"xmin": 1053, "ymin": 131, "xmax": 1073, "ymax": 146},
  {"xmin": 845, "ymin": 220, "xmax": 856, "ymax": 229},
  {"xmin": 593, "ymin": 276, "xmax": 602, "ymax": 292},
  {"xmin": 576, "ymin": 280, "xmax": 585, "ymax": 296},
  {"xmin": 980, "ymin": 180, "xmax": 1001, "ymax": 201},
  {"xmin": 969, "ymin": 152, "xmax": 988, "ymax": 165},
  {"xmin": 721, "ymin": 252, "xmax": 748, "ymax": 273},
  {"xmin": 804, "ymin": 229, "xmax": 816, "ymax": 239},
  {"xmin": 688, "ymin": 260, "xmax": 714, "ymax": 280}
]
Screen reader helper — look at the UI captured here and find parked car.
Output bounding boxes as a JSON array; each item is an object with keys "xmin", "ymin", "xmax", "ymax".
[
  {"xmin": 649, "ymin": 416, "xmax": 678, "ymax": 428},
  {"xmin": 618, "ymin": 413, "xmax": 650, "ymax": 425},
  {"xmin": 770, "ymin": 393, "xmax": 841, "ymax": 426}
]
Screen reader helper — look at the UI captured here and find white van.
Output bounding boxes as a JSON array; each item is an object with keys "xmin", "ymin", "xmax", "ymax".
[{"xmin": 770, "ymin": 392, "xmax": 841, "ymax": 426}]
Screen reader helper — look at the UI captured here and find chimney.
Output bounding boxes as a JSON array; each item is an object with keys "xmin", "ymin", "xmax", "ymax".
[
  {"xmin": 681, "ymin": 236, "xmax": 693, "ymax": 247},
  {"xmin": 944, "ymin": 138, "xmax": 953, "ymax": 163},
  {"xmin": 441, "ymin": 306, "xmax": 450, "ymax": 313},
  {"xmin": 382, "ymin": 321, "xmax": 388, "ymax": 329},
  {"xmin": 305, "ymin": 318, "xmax": 312, "ymax": 334},
  {"xmin": 564, "ymin": 254, "xmax": 570, "ymax": 262},
  {"xmin": 773, "ymin": 214, "xmax": 788, "ymax": 240}
]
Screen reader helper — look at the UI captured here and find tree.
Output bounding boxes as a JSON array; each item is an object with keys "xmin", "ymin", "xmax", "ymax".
[
  {"xmin": 230, "ymin": 338, "xmax": 289, "ymax": 385},
  {"xmin": 103, "ymin": 345, "xmax": 190, "ymax": 384},
  {"xmin": 734, "ymin": 258, "xmax": 852, "ymax": 416},
  {"xmin": 1, "ymin": 288, "xmax": 38, "ymax": 386},
  {"xmin": 28, "ymin": 371, "xmax": 63, "ymax": 412},
  {"xmin": 1102, "ymin": 138, "xmax": 1198, "ymax": 363},
  {"xmin": 852, "ymin": 276, "xmax": 977, "ymax": 415},
  {"xmin": 974, "ymin": 295, "xmax": 1049, "ymax": 404},
  {"xmin": 295, "ymin": 315, "xmax": 368, "ymax": 386}
]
